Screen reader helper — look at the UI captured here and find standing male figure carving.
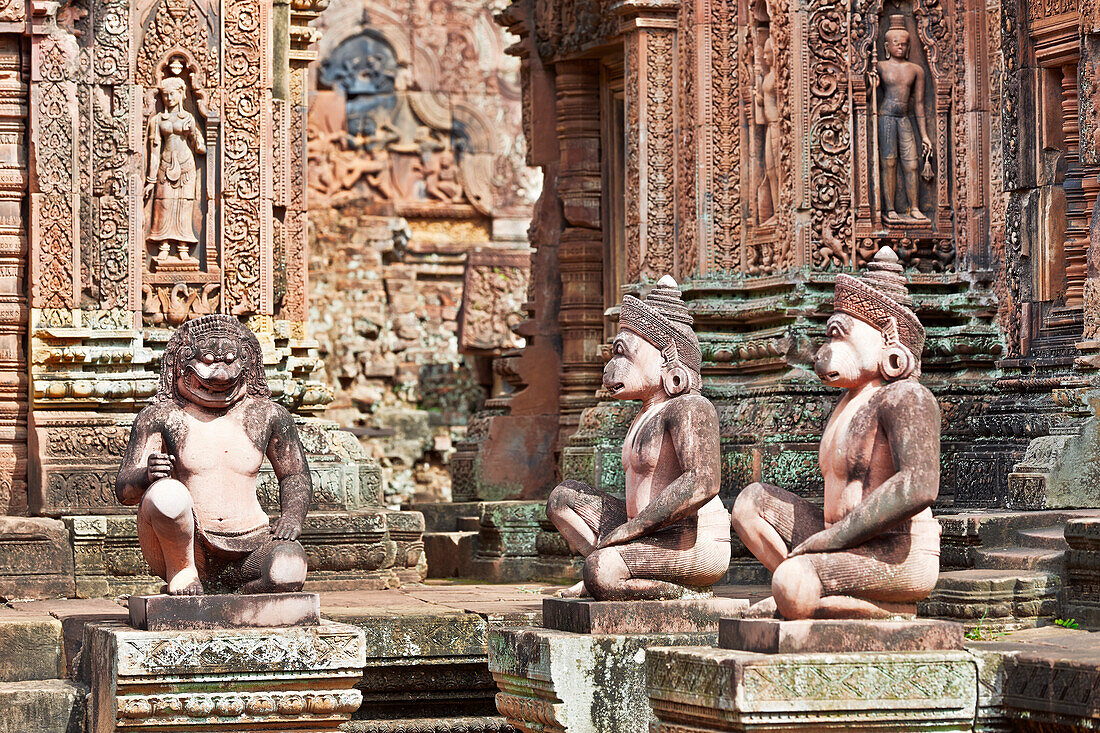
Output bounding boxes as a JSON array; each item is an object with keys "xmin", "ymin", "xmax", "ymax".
[{"xmin": 870, "ymin": 16, "xmax": 932, "ymax": 223}]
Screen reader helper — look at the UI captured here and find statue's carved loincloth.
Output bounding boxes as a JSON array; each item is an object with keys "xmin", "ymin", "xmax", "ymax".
[
  {"xmin": 191, "ymin": 513, "xmax": 282, "ymax": 593},
  {"xmin": 750, "ymin": 482, "xmax": 940, "ymax": 601},
  {"xmin": 557, "ymin": 479, "xmax": 731, "ymax": 588}
]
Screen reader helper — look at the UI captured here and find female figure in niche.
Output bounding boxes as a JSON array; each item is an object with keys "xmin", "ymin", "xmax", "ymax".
[
  {"xmin": 754, "ymin": 37, "xmax": 781, "ymax": 226},
  {"xmin": 145, "ymin": 76, "xmax": 205, "ymax": 265}
]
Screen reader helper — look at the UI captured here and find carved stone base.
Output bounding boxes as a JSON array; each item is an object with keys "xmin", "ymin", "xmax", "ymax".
[
  {"xmin": 0, "ymin": 517, "xmax": 75, "ymax": 600},
  {"xmin": 646, "ymin": 646, "xmax": 978, "ymax": 731},
  {"xmin": 83, "ymin": 621, "xmax": 365, "ymax": 732},
  {"xmin": 544, "ymin": 597, "xmax": 747, "ymax": 634},
  {"xmin": 719, "ymin": 618, "xmax": 964, "ymax": 654},
  {"xmin": 66, "ymin": 510, "xmax": 423, "ymax": 598},
  {"xmin": 128, "ymin": 592, "xmax": 321, "ymax": 631},
  {"xmin": 489, "ymin": 626, "xmax": 718, "ymax": 733}
]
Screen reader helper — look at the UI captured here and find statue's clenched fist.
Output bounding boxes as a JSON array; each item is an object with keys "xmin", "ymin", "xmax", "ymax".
[{"xmin": 147, "ymin": 452, "xmax": 175, "ymax": 483}]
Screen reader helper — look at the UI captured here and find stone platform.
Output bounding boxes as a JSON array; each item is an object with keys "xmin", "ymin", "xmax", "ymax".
[
  {"xmin": 128, "ymin": 592, "xmax": 321, "ymax": 630},
  {"xmin": 544, "ymin": 596, "xmax": 747, "ymax": 634},
  {"xmin": 720, "ymin": 618, "xmax": 965, "ymax": 654},
  {"xmin": 82, "ymin": 620, "xmax": 366, "ymax": 732},
  {"xmin": 490, "ymin": 595, "xmax": 749, "ymax": 733},
  {"xmin": 646, "ymin": 645, "xmax": 978, "ymax": 732}
]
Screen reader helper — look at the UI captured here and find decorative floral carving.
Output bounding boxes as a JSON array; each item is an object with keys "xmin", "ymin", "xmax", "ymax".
[
  {"xmin": 221, "ymin": 0, "xmax": 266, "ymax": 315},
  {"xmin": 711, "ymin": 0, "xmax": 741, "ymax": 272},
  {"xmin": 644, "ymin": 30, "xmax": 675, "ymax": 278},
  {"xmin": 808, "ymin": 0, "xmax": 852, "ymax": 270}
]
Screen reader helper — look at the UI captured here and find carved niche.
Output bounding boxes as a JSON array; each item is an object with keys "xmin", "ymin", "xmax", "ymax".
[
  {"xmin": 851, "ymin": 0, "xmax": 956, "ymax": 271},
  {"xmin": 136, "ymin": 0, "xmax": 221, "ymax": 326}
]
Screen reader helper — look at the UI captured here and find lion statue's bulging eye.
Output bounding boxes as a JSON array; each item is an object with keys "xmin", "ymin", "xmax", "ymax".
[
  {"xmin": 202, "ymin": 353, "xmax": 215, "ymax": 364},
  {"xmin": 225, "ymin": 352, "xmax": 236, "ymax": 363}
]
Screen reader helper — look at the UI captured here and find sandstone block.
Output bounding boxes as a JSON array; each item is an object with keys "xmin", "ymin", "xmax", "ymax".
[
  {"xmin": 720, "ymin": 618, "xmax": 965, "ymax": 654},
  {"xmin": 128, "ymin": 592, "xmax": 321, "ymax": 631},
  {"xmin": 0, "ymin": 612, "xmax": 63, "ymax": 681},
  {"xmin": 647, "ymin": 646, "xmax": 977, "ymax": 732},
  {"xmin": 0, "ymin": 680, "xmax": 86, "ymax": 733},
  {"xmin": 490, "ymin": 625, "xmax": 717, "ymax": 733},
  {"xmin": 0, "ymin": 517, "xmax": 75, "ymax": 600},
  {"xmin": 84, "ymin": 621, "xmax": 365, "ymax": 733},
  {"xmin": 544, "ymin": 597, "xmax": 748, "ymax": 635}
]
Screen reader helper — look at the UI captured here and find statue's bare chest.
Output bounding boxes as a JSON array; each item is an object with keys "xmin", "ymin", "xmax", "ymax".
[
  {"xmin": 819, "ymin": 393, "xmax": 880, "ymax": 480},
  {"xmin": 165, "ymin": 408, "xmax": 267, "ymax": 478},
  {"xmin": 623, "ymin": 403, "xmax": 668, "ymax": 475}
]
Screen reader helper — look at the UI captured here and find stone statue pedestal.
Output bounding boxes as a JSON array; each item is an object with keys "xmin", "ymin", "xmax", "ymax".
[
  {"xmin": 489, "ymin": 596, "xmax": 748, "ymax": 733},
  {"xmin": 647, "ymin": 618, "xmax": 976, "ymax": 732},
  {"xmin": 84, "ymin": 620, "xmax": 365, "ymax": 732},
  {"xmin": 128, "ymin": 592, "xmax": 321, "ymax": 631}
]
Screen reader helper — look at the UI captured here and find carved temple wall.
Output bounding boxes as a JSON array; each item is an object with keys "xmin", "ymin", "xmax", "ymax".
[
  {"xmin": 0, "ymin": 0, "xmax": 426, "ymax": 598},
  {"xmin": 305, "ymin": 0, "xmax": 539, "ymax": 506},
  {"xmin": 480, "ymin": 0, "xmax": 1100, "ymax": 514}
]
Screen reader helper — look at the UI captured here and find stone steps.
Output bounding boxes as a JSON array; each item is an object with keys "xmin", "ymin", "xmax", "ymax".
[
  {"xmin": 1016, "ymin": 525, "xmax": 1070, "ymax": 550},
  {"xmin": 0, "ymin": 679, "xmax": 86, "ymax": 733},
  {"xmin": 919, "ymin": 568, "xmax": 1061, "ymax": 630},
  {"xmin": 973, "ymin": 546, "xmax": 1065, "ymax": 572}
]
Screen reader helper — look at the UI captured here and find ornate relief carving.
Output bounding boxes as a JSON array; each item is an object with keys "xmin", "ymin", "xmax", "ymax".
[
  {"xmin": 767, "ymin": 0, "xmax": 794, "ymax": 271},
  {"xmin": 676, "ymin": 2, "xmax": 697, "ymax": 277},
  {"xmin": 709, "ymin": 0, "xmax": 740, "ymax": 273},
  {"xmin": 221, "ymin": 0, "xmax": 268, "ymax": 315},
  {"xmin": 32, "ymin": 30, "xmax": 79, "ymax": 310},
  {"xmin": 0, "ymin": 0, "xmax": 24, "ymax": 23},
  {"xmin": 458, "ymin": 251, "xmax": 530, "ymax": 352},
  {"xmin": 135, "ymin": 0, "xmax": 219, "ymax": 113},
  {"xmin": 808, "ymin": 0, "xmax": 851, "ymax": 270},
  {"xmin": 643, "ymin": 30, "xmax": 675, "ymax": 278}
]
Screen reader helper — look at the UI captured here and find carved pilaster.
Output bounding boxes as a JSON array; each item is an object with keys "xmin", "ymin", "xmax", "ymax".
[
  {"xmin": 29, "ymin": 3, "xmax": 78, "ymax": 313},
  {"xmin": 619, "ymin": 0, "xmax": 677, "ymax": 281},
  {"xmin": 0, "ymin": 36, "xmax": 26, "ymax": 514},
  {"xmin": 221, "ymin": 0, "xmax": 273, "ymax": 316},
  {"xmin": 554, "ymin": 62, "xmax": 603, "ymax": 432}
]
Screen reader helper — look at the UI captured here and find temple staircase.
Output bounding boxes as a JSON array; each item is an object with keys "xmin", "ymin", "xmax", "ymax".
[{"xmin": 920, "ymin": 509, "xmax": 1100, "ymax": 630}]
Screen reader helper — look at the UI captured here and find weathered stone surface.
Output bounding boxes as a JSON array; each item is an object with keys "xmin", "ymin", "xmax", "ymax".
[
  {"xmin": 720, "ymin": 618, "xmax": 964, "ymax": 654},
  {"xmin": 646, "ymin": 646, "xmax": 977, "ymax": 732},
  {"xmin": 324, "ymin": 588, "xmax": 537, "ymax": 723},
  {"xmin": 9, "ymin": 598, "xmax": 127, "ymax": 677},
  {"xmin": 544, "ymin": 597, "xmax": 748, "ymax": 635},
  {"xmin": 490, "ymin": 626, "xmax": 716, "ymax": 733},
  {"xmin": 83, "ymin": 621, "xmax": 365, "ymax": 733},
  {"xmin": 68, "ymin": 510, "xmax": 421, "ymax": 598},
  {"xmin": 0, "ymin": 612, "xmax": 63, "ymax": 681},
  {"xmin": 0, "ymin": 680, "xmax": 86, "ymax": 733},
  {"xmin": 129, "ymin": 592, "xmax": 321, "ymax": 631},
  {"xmin": 919, "ymin": 568, "xmax": 1061, "ymax": 630},
  {"xmin": 0, "ymin": 517, "xmax": 75, "ymax": 600},
  {"xmin": 339, "ymin": 717, "xmax": 516, "ymax": 733}
]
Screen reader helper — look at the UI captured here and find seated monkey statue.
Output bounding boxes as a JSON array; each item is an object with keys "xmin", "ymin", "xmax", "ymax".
[
  {"xmin": 547, "ymin": 276, "xmax": 731, "ymax": 601},
  {"xmin": 116, "ymin": 315, "xmax": 312, "ymax": 595},
  {"xmin": 732, "ymin": 247, "xmax": 940, "ymax": 619}
]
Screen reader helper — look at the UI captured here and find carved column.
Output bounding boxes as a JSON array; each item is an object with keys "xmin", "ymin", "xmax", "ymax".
[
  {"xmin": 222, "ymin": 0, "xmax": 273, "ymax": 316},
  {"xmin": 619, "ymin": 0, "xmax": 677, "ymax": 281},
  {"xmin": 555, "ymin": 62, "xmax": 603, "ymax": 434},
  {"xmin": 0, "ymin": 33, "xmax": 26, "ymax": 514}
]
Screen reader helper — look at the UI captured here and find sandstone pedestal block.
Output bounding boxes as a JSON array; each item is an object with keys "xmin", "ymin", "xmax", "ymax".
[
  {"xmin": 646, "ymin": 645, "xmax": 978, "ymax": 732},
  {"xmin": 720, "ymin": 618, "xmax": 965, "ymax": 654},
  {"xmin": 128, "ymin": 592, "xmax": 321, "ymax": 631},
  {"xmin": 545, "ymin": 597, "xmax": 748, "ymax": 634},
  {"xmin": 489, "ymin": 599, "xmax": 746, "ymax": 733},
  {"xmin": 83, "ymin": 621, "xmax": 365, "ymax": 732}
]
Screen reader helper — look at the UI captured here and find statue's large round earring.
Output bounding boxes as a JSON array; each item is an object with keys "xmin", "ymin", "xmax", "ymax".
[
  {"xmin": 878, "ymin": 346, "xmax": 915, "ymax": 381},
  {"xmin": 662, "ymin": 364, "xmax": 692, "ymax": 396}
]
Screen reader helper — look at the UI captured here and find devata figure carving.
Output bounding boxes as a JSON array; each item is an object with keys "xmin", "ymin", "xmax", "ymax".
[
  {"xmin": 145, "ymin": 76, "xmax": 205, "ymax": 267},
  {"xmin": 754, "ymin": 36, "xmax": 781, "ymax": 226},
  {"xmin": 116, "ymin": 315, "xmax": 312, "ymax": 595},
  {"xmin": 547, "ymin": 276, "xmax": 731, "ymax": 601},
  {"xmin": 869, "ymin": 16, "xmax": 932, "ymax": 224},
  {"xmin": 732, "ymin": 248, "xmax": 940, "ymax": 618}
]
